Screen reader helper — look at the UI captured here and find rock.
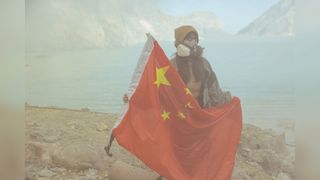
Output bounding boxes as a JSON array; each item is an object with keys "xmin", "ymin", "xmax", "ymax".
[
  {"xmin": 248, "ymin": 149, "xmax": 282, "ymax": 176},
  {"xmin": 76, "ymin": 177, "xmax": 90, "ymax": 180},
  {"xmin": 67, "ymin": 121, "xmax": 80, "ymax": 130},
  {"xmin": 240, "ymin": 124, "xmax": 289, "ymax": 154},
  {"xmin": 50, "ymin": 167, "xmax": 66, "ymax": 173},
  {"xmin": 36, "ymin": 178, "xmax": 50, "ymax": 180},
  {"xmin": 81, "ymin": 107, "xmax": 90, "ymax": 112},
  {"xmin": 51, "ymin": 143, "xmax": 106, "ymax": 170},
  {"xmin": 238, "ymin": 146, "xmax": 251, "ymax": 158},
  {"xmin": 84, "ymin": 168, "xmax": 98, "ymax": 179},
  {"xmin": 234, "ymin": 124, "xmax": 295, "ymax": 179},
  {"xmin": 108, "ymin": 160, "xmax": 159, "ymax": 180},
  {"xmin": 231, "ymin": 166, "xmax": 252, "ymax": 180},
  {"xmin": 25, "ymin": 170, "xmax": 34, "ymax": 180},
  {"xmin": 26, "ymin": 142, "xmax": 46, "ymax": 159},
  {"xmin": 233, "ymin": 174, "xmax": 251, "ymax": 180},
  {"xmin": 233, "ymin": 159, "xmax": 272, "ymax": 180},
  {"xmin": 43, "ymin": 131, "xmax": 61, "ymax": 143},
  {"xmin": 26, "ymin": 142, "xmax": 53, "ymax": 167},
  {"xmin": 37, "ymin": 168, "xmax": 56, "ymax": 178},
  {"xmin": 276, "ymin": 172, "xmax": 290, "ymax": 180},
  {"xmin": 29, "ymin": 131, "xmax": 45, "ymax": 142},
  {"xmin": 32, "ymin": 122, "xmax": 40, "ymax": 127},
  {"xmin": 41, "ymin": 152, "xmax": 52, "ymax": 165},
  {"xmin": 96, "ymin": 123, "xmax": 109, "ymax": 132},
  {"xmin": 43, "ymin": 135, "xmax": 60, "ymax": 143}
]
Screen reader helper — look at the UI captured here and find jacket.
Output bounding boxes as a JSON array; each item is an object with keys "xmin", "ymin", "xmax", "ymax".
[{"xmin": 170, "ymin": 56, "xmax": 232, "ymax": 108}]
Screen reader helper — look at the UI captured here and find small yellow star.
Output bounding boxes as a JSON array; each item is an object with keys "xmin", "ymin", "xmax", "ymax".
[
  {"xmin": 154, "ymin": 65, "xmax": 171, "ymax": 88},
  {"xmin": 184, "ymin": 88, "xmax": 192, "ymax": 95},
  {"xmin": 161, "ymin": 110, "xmax": 170, "ymax": 121},
  {"xmin": 185, "ymin": 102, "xmax": 194, "ymax": 109},
  {"xmin": 177, "ymin": 112, "xmax": 186, "ymax": 120}
]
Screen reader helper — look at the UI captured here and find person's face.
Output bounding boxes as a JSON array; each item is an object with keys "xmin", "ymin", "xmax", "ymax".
[{"xmin": 183, "ymin": 32, "xmax": 198, "ymax": 48}]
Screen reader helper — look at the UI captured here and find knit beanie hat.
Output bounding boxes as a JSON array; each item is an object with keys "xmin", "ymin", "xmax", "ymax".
[{"xmin": 174, "ymin": 25, "xmax": 199, "ymax": 47}]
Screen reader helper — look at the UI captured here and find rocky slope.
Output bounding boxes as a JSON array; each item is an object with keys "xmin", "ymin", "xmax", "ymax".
[
  {"xmin": 25, "ymin": 105, "xmax": 295, "ymax": 179},
  {"xmin": 26, "ymin": 0, "xmax": 225, "ymax": 51},
  {"xmin": 238, "ymin": 0, "xmax": 295, "ymax": 37}
]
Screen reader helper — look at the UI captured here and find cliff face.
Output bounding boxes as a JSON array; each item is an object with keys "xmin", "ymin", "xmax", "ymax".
[
  {"xmin": 26, "ymin": 0, "xmax": 224, "ymax": 52},
  {"xmin": 238, "ymin": 0, "xmax": 295, "ymax": 37},
  {"xmin": 25, "ymin": 106, "xmax": 295, "ymax": 179}
]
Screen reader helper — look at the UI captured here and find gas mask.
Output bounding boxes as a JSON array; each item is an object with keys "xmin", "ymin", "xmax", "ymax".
[{"xmin": 176, "ymin": 40, "xmax": 204, "ymax": 57}]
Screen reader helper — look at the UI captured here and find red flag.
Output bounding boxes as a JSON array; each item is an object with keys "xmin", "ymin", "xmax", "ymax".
[{"xmin": 112, "ymin": 36, "xmax": 242, "ymax": 180}]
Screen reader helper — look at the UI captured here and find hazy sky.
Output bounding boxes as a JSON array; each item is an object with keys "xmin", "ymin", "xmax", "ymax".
[{"xmin": 155, "ymin": 0, "xmax": 279, "ymax": 34}]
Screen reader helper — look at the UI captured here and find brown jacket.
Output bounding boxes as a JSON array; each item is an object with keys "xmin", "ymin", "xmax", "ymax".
[{"xmin": 170, "ymin": 56, "xmax": 232, "ymax": 108}]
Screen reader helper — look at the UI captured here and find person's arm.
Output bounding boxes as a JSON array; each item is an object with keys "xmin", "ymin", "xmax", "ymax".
[{"xmin": 205, "ymin": 60, "xmax": 232, "ymax": 106}]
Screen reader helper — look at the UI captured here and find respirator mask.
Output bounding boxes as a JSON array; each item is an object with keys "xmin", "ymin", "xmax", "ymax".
[{"xmin": 176, "ymin": 39, "xmax": 204, "ymax": 57}]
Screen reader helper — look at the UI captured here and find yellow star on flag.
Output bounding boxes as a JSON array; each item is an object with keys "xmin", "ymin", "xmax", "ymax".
[
  {"xmin": 154, "ymin": 65, "xmax": 171, "ymax": 88},
  {"xmin": 161, "ymin": 110, "xmax": 170, "ymax": 121},
  {"xmin": 177, "ymin": 112, "xmax": 186, "ymax": 120},
  {"xmin": 184, "ymin": 88, "xmax": 192, "ymax": 95},
  {"xmin": 185, "ymin": 102, "xmax": 194, "ymax": 109}
]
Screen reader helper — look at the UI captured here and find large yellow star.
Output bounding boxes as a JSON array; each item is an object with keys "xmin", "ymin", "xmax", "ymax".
[
  {"xmin": 161, "ymin": 110, "xmax": 170, "ymax": 121},
  {"xmin": 154, "ymin": 65, "xmax": 171, "ymax": 88},
  {"xmin": 177, "ymin": 112, "xmax": 186, "ymax": 120},
  {"xmin": 184, "ymin": 88, "xmax": 192, "ymax": 95}
]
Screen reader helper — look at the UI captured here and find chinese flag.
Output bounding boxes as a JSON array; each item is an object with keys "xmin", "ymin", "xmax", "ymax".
[{"xmin": 112, "ymin": 36, "xmax": 242, "ymax": 180}]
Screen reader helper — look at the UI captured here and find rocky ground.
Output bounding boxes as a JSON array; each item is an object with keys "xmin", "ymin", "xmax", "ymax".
[{"xmin": 25, "ymin": 105, "xmax": 295, "ymax": 180}]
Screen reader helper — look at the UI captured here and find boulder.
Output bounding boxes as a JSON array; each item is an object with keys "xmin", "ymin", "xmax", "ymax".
[{"xmin": 51, "ymin": 143, "xmax": 106, "ymax": 170}]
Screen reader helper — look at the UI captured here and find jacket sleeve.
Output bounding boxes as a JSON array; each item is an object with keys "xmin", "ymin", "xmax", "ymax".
[{"xmin": 205, "ymin": 60, "xmax": 232, "ymax": 106}]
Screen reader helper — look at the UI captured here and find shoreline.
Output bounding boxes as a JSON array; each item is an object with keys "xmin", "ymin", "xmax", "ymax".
[
  {"xmin": 25, "ymin": 104, "xmax": 296, "ymax": 147},
  {"xmin": 25, "ymin": 104, "xmax": 295, "ymax": 143},
  {"xmin": 25, "ymin": 104, "xmax": 115, "ymax": 115}
]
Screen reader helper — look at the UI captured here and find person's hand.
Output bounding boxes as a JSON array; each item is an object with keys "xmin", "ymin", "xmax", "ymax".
[
  {"xmin": 225, "ymin": 91, "xmax": 232, "ymax": 103},
  {"xmin": 104, "ymin": 145, "xmax": 113, "ymax": 157},
  {"xmin": 123, "ymin": 93, "xmax": 129, "ymax": 103}
]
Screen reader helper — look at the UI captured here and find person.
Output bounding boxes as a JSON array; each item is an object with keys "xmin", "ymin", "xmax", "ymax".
[
  {"xmin": 106, "ymin": 25, "xmax": 232, "ymax": 179},
  {"xmin": 122, "ymin": 25, "xmax": 232, "ymax": 108}
]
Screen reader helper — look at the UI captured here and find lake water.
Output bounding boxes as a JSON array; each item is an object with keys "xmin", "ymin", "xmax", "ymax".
[{"xmin": 26, "ymin": 36, "xmax": 295, "ymax": 144}]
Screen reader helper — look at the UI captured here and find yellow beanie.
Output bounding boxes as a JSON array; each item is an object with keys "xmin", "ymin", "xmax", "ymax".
[{"xmin": 174, "ymin": 25, "xmax": 199, "ymax": 47}]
